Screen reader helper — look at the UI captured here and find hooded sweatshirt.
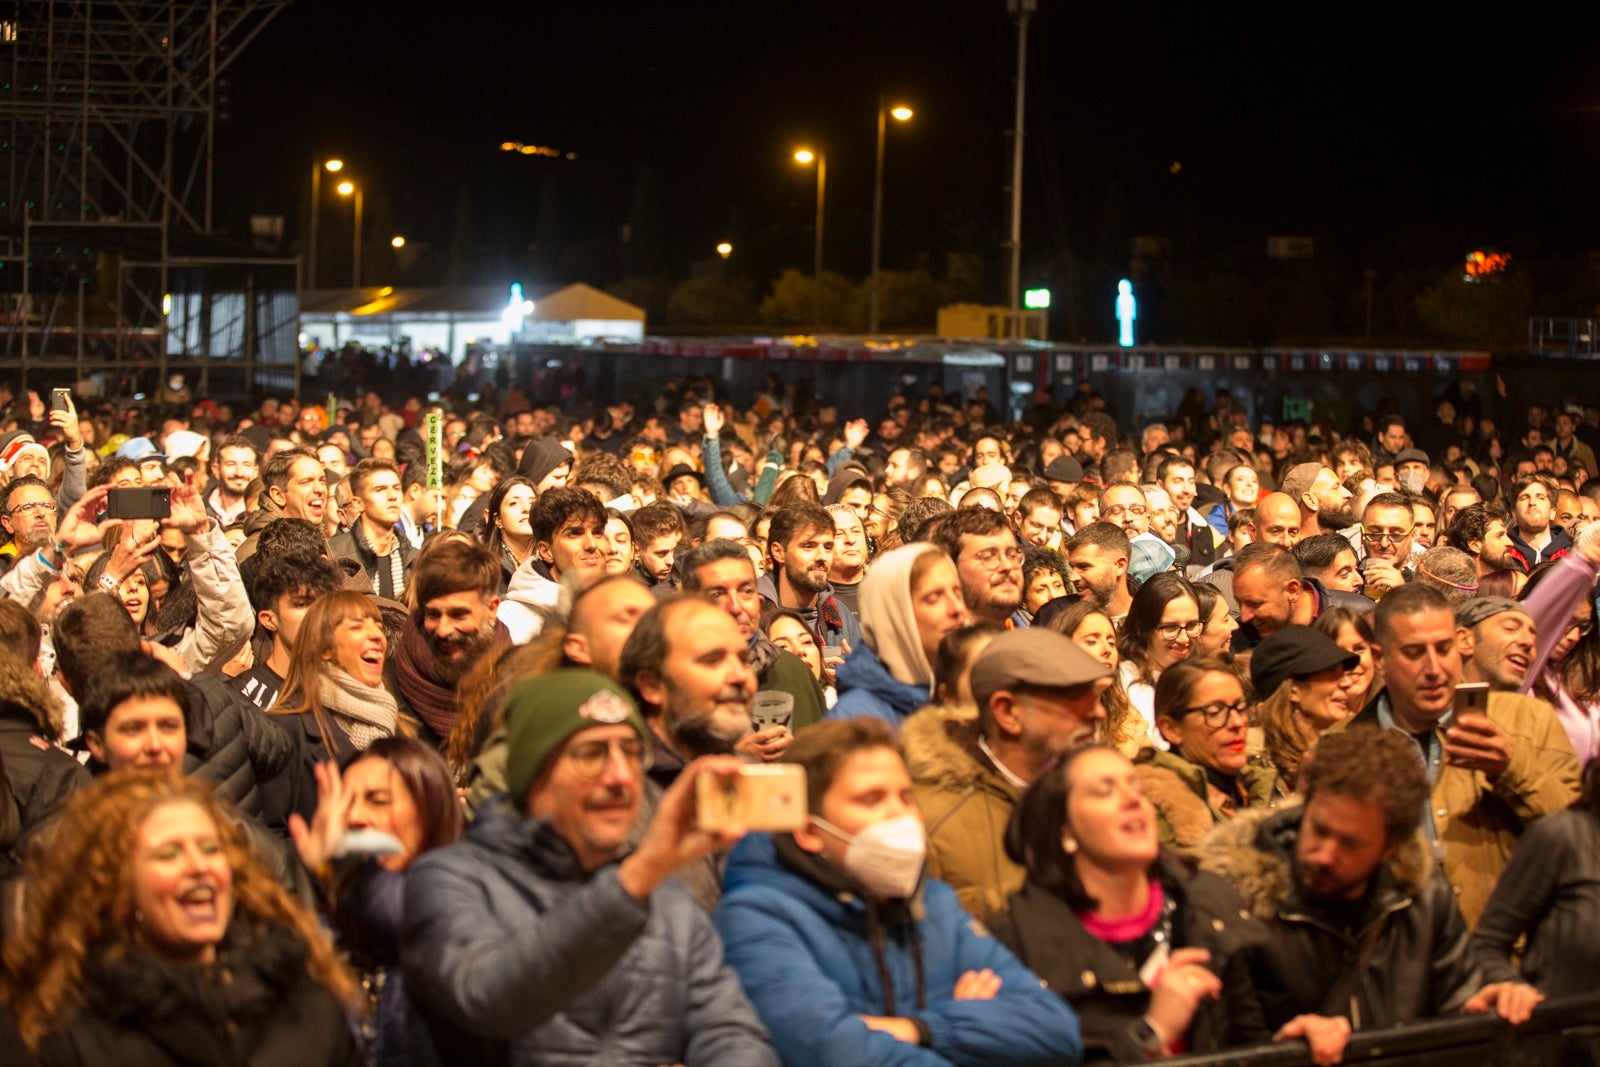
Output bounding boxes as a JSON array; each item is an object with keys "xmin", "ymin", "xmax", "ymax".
[
  {"xmin": 826, "ymin": 544, "xmax": 939, "ymax": 728},
  {"xmin": 518, "ymin": 436, "xmax": 573, "ymax": 488}
]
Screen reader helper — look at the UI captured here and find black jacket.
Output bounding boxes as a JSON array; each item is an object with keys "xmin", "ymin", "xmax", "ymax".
[
  {"xmin": 35, "ymin": 923, "xmax": 359, "ymax": 1067},
  {"xmin": 991, "ymin": 855, "xmax": 1270, "ymax": 1063},
  {"xmin": 1196, "ymin": 806, "xmax": 1483, "ymax": 1032},
  {"xmin": 181, "ymin": 672, "xmax": 295, "ymax": 819},
  {"xmin": 0, "ymin": 656, "xmax": 89, "ymax": 861},
  {"xmin": 256, "ymin": 708, "xmax": 359, "ymax": 837}
]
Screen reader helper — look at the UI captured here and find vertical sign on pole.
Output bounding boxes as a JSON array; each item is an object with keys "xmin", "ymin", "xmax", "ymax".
[{"xmin": 425, "ymin": 411, "xmax": 443, "ymax": 530}]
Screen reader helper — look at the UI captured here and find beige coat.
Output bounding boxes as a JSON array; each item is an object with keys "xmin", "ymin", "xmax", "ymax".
[{"xmin": 902, "ymin": 705, "xmax": 1023, "ymax": 923}]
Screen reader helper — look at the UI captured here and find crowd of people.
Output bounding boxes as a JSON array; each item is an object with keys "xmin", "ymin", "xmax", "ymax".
[{"xmin": 0, "ymin": 372, "xmax": 1595, "ymax": 1065}]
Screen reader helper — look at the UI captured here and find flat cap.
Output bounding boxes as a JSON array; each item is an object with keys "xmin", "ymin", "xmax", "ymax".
[{"xmin": 970, "ymin": 627, "xmax": 1112, "ymax": 710}]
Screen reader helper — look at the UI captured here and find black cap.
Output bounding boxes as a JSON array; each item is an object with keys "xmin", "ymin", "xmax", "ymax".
[
  {"xmin": 1043, "ymin": 455, "xmax": 1084, "ymax": 484},
  {"xmin": 1249, "ymin": 625, "xmax": 1358, "ymax": 698}
]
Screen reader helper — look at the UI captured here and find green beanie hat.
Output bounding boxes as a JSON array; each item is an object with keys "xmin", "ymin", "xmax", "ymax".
[{"xmin": 503, "ymin": 669, "xmax": 648, "ymax": 803}]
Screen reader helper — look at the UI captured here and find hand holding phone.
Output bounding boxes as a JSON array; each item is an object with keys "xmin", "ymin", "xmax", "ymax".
[
  {"xmin": 696, "ymin": 764, "xmax": 807, "ymax": 833},
  {"xmin": 1444, "ymin": 682, "xmax": 1510, "ymax": 777}
]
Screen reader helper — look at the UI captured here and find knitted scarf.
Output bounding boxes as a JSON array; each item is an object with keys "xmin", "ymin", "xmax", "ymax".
[
  {"xmin": 319, "ymin": 667, "xmax": 399, "ymax": 750},
  {"xmin": 393, "ymin": 611, "xmax": 511, "ymax": 739}
]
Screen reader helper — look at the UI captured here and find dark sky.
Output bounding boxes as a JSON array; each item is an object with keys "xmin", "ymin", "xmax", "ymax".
[{"xmin": 217, "ymin": 2, "xmax": 1600, "ymax": 294}]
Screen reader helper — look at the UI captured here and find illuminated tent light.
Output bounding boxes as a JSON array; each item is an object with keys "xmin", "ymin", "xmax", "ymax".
[{"xmin": 1464, "ymin": 250, "xmax": 1510, "ymax": 280}]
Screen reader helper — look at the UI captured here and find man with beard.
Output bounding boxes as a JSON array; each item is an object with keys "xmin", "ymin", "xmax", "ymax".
[
  {"xmin": 683, "ymin": 539, "xmax": 826, "ymax": 739},
  {"xmin": 205, "ymin": 435, "xmax": 259, "ymax": 527},
  {"xmin": 621, "ymin": 596, "xmax": 758, "ymax": 790},
  {"xmin": 1507, "ymin": 476, "xmax": 1571, "ymax": 573},
  {"xmin": 0, "ymin": 476, "xmax": 60, "ymax": 563},
  {"xmin": 1098, "ymin": 483, "xmax": 1151, "ymax": 537},
  {"xmin": 757, "ymin": 502, "xmax": 862, "ymax": 661},
  {"xmin": 931, "ymin": 506, "xmax": 1027, "ymax": 629},
  {"xmin": 392, "ymin": 539, "xmax": 511, "ymax": 748},
  {"xmin": 881, "ymin": 446, "xmax": 927, "ymax": 494},
  {"xmin": 1198, "ymin": 728, "xmax": 1539, "ymax": 1066},
  {"xmin": 1444, "ymin": 503, "xmax": 1519, "ymax": 581},
  {"xmin": 1065, "ymin": 521, "xmax": 1135, "ymax": 624},
  {"xmin": 1160, "ymin": 455, "xmax": 1218, "ymax": 567}
]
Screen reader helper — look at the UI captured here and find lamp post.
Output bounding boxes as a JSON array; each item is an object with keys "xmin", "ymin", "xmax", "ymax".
[
  {"xmin": 307, "ymin": 157, "xmax": 343, "ymax": 291},
  {"xmin": 793, "ymin": 148, "xmax": 825, "ymax": 333},
  {"xmin": 870, "ymin": 100, "xmax": 914, "ymax": 335},
  {"xmin": 336, "ymin": 180, "xmax": 363, "ymax": 288}
]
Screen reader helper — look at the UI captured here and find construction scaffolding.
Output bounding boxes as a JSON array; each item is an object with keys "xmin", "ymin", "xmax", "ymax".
[{"xmin": 0, "ymin": 0, "xmax": 299, "ymax": 396}]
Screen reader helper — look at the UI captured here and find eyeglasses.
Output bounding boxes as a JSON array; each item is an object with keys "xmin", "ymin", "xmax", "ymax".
[
  {"xmin": 1568, "ymin": 619, "xmax": 1596, "ymax": 638},
  {"xmin": 565, "ymin": 737, "xmax": 652, "ymax": 779},
  {"xmin": 1180, "ymin": 699, "xmax": 1252, "ymax": 728},
  {"xmin": 962, "ymin": 546, "xmax": 1024, "ymax": 570},
  {"xmin": 1102, "ymin": 504, "xmax": 1148, "ymax": 518},
  {"xmin": 9, "ymin": 501, "xmax": 55, "ymax": 517},
  {"xmin": 1155, "ymin": 620, "xmax": 1205, "ymax": 641},
  {"xmin": 1360, "ymin": 527, "xmax": 1412, "ymax": 545}
]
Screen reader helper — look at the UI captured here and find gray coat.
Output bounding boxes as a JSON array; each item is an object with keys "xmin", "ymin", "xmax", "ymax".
[{"xmin": 402, "ymin": 797, "xmax": 777, "ymax": 1067}]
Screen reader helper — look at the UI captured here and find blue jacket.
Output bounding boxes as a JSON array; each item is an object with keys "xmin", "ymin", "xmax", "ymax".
[
  {"xmin": 402, "ymin": 797, "xmax": 776, "ymax": 1067},
  {"xmin": 715, "ymin": 833, "xmax": 1082, "ymax": 1067},
  {"xmin": 827, "ymin": 640, "xmax": 933, "ymax": 728}
]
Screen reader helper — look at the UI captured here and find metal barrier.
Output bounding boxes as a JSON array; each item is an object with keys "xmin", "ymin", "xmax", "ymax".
[{"xmin": 1159, "ymin": 993, "xmax": 1600, "ymax": 1066}]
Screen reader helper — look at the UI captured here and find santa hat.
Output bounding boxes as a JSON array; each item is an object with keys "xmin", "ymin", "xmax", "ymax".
[{"xmin": 0, "ymin": 431, "xmax": 48, "ymax": 473}]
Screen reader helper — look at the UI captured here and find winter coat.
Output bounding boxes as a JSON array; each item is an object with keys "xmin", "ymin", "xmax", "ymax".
[
  {"xmin": 255, "ymin": 707, "xmax": 359, "ymax": 837},
  {"xmin": 496, "ymin": 558, "xmax": 563, "ymax": 644},
  {"xmin": 181, "ymin": 672, "xmax": 295, "ymax": 819},
  {"xmin": 328, "ymin": 525, "xmax": 417, "ymax": 600},
  {"xmin": 1133, "ymin": 746, "xmax": 1279, "ymax": 850},
  {"xmin": 756, "ymin": 572, "xmax": 862, "ymax": 658},
  {"xmin": 715, "ymin": 832, "xmax": 1081, "ymax": 1067},
  {"xmin": 0, "ymin": 654, "xmax": 89, "ymax": 858},
  {"xmin": 1196, "ymin": 806, "xmax": 1483, "ymax": 1032},
  {"xmin": 1471, "ymin": 806, "xmax": 1600, "ymax": 997},
  {"xmin": 989, "ymin": 856, "xmax": 1272, "ymax": 1063},
  {"xmin": 902, "ymin": 705, "xmax": 1024, "ymax": 923},
  {"xmin": 1340, "ymin": 688, "xmax": 1579, "ymax": 926},
  {"xmin": 1508, "ymin": 523, "xmax": 1572, "ymax": 574},
  {"xmin": 158, "ymin": 523, "xmax": 255, "ymax": 676},
  {"xmin": 827, "ymin": 640, "xmax": 932, "ymax": 728},
  {"xmin": 34, "ymin": 922, "xmax": 360, "ymax": 1067},
  {"xmin": 401, "ymin": 797, "xmax": 776, "ymax": 1067}
]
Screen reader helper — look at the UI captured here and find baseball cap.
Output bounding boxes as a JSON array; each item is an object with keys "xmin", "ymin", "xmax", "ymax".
[{"xmin": 1249, "ymin": 625, "xmax": 1359, "ymax": 698}]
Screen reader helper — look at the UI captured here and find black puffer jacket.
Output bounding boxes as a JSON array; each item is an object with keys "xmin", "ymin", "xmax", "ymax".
[
  {"xmin": 1196, "ymin": 806, "xmax": 1483, "ymax": 1032},
  {"xmin": 0, "ymin": 655, "xmax": 90, "ymax": 858},
  {"xmin": 180, "ymin": 672, "xmax": 295, "ymax": 819},
  {"xmin": 35, "ymin": 922, "xmax": 360, "ymax": 1067},
  {"xmin": 991, "ymin": 854, "xmax": 1271, "ymax": 1063}
]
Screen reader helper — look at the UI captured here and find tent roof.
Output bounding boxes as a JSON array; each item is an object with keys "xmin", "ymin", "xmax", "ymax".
[{"xmin": 298, "ymin": 282, "xmax": 644, "ymax": 321}]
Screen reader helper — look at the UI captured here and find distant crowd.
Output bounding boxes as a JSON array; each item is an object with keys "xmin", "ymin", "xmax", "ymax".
[{"xmin": 0, "ymin": 369, "xmax": 1595, "ymax": 1066}]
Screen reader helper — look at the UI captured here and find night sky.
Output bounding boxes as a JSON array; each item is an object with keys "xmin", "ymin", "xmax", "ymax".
[{"xmin": 218, "ymin": 3, "xmax": 1600, "ymax": 299}]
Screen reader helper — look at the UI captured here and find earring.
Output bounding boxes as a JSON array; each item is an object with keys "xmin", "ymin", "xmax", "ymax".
[
  {"xmin": 1062, "ymin": 836, "xmax": 1079, "ymax": 855},
  {"xmin": 133, "ymin": 909, "xmax": 145, "ymax": 925}
]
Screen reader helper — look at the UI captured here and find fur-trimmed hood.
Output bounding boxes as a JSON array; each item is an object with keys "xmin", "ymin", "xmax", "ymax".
[
  {"xmin": 1134, "ymin": 746, "xmax": 1279, "ymax": 849},
  {"xmin": 0, "ymin": 649, "xmax": 63, "ymax": 740},
  {"xmin": 1195, "ymin": 805, "xmax": 1433, "ymax": 922},
  {"xmin": 901, "ymin": 703, "xmax": 995, "ymax": 793}
]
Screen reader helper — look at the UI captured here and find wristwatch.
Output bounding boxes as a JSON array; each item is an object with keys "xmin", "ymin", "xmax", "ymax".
[{"xmin": 1129, "ymin": 1017, "xmax": 1165, "ymax": 1059}]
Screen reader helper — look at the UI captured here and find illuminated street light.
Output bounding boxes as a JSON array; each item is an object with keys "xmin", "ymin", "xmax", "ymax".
[
  {"xmin": 793, "ymin": 147, "xmax": 825, "ymax": 332},
  {"xmin": 716, "ymin": 242, "xmax": 732, "ymax": 259},
  {"xmin": 336, "ymin": 180, "xmax": 363, "ymax": 287},
  {"xmin": 871, "ymin": 99, "xmax": 915, "ymax": 334},
  {"xmin": 307, "ymin": 156, "xmax": 348, "ymax": 290},
  {"xmin": 391, "ymin": 235, "xmax": 406, "ymax": 249}
]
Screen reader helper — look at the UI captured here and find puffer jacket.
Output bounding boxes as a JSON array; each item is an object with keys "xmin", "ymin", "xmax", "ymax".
[
  {"xmin": 1134, "ymin": 746, "xmax": 1279, "ymax": 850},
  {"xmin": 715, "ymin": 832, "xmax": 1081, "ymax": 1067},
  {"xmin": 35, "ymin": 922, "xmax": 360, "ymax": 1067},
  {"xmin": 1339, "ymin": 689, "xmax": 1579, "ymax": 926},
  {"xmin": 902, "ymin": 704, "xmax": 1023, "ymax": 923},
  {"xmin": 401, "ymin": 797, "xmax": 776, "ymax": 1067},
  {"xmin": 181, "ymin": 672, "xmax": 295, "ymax": 819},
  {"xmin": 0, "ymin": 654, "xmax": 89, "ymax": 856},
  {"xmin": 1196, "ymin": 806, "xmax": 1482, "ymax": 1032},
  {"xmin": 990, "ymin": 855, "xmax": 1272, "ymax": 1063},
  {"xmin": 826, "ymin": 640, "xmax": 932, "ymax": 728}
]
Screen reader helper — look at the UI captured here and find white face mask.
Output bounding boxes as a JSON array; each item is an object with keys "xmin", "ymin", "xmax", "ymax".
[
  {"xmin": 811, "ymin": 813, "xmax": 926, "ymax": 900},
  {"xmin": 1397, "ymin": 469, "xmax": 1427, "ymax": 495}
]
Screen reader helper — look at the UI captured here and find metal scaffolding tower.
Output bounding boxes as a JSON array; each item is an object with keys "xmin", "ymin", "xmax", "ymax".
[{"xmin": 0, "ymin": 0, "xmax": 296, "ymax": 394}]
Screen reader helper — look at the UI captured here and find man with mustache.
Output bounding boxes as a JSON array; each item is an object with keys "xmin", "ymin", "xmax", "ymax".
[
  {"xmin": 757, "ymin": 502, "xmax": 861, "ymax": 663},
  {"xmin": 621, "ymin": 596, "xmax": 759, "ymax": 792},
  {"xmin": 392, "ymin": 539, "xmax": 511, "ymax": 749},
  {"xmin": 932, "ymin": 506, "xmax": 1028, "ymax": 628}
]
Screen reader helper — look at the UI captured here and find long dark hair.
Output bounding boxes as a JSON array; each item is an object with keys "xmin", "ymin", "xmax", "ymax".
[
  {"xmin": 482, "ymin": 474, "xmax": 537, "ymax": 562},
  {"xmin": 343, "ymin": 736, "xmax": 463, "ymax": 856},
  {"xmin": 1004, "ymin": 745, "xmax": 1159, "ymax": 912},
  {"xmin": 1117, "ymin": 572, "xmax": 1199, "ymax": 682}
]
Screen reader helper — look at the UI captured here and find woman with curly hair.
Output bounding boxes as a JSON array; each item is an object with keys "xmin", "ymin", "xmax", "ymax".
[{"xmin": 1, "ymin": 771, "xmax": 359, "ymax": 1064}]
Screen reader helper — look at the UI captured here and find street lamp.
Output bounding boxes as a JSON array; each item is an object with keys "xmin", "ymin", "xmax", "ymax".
[
  {"xmin": 336, "ymin": 179, "xmax": 363, "ymax": 288},
  {"xmin": 793, "ymin": 147, "xmax": 826, "ymax": 332},
  {"xmin": 870, "ymin": 99, "xmax": 914, "ymax": 334},
  {"xmin": 391, "ymin": 235, "xmax": 406, "ymax": 249},
  {"xmin": 307, "ymin": 157, "xmax": 344, "ymax": 291},
  {"xmin": 716, "ymin": 241, "xmax": 732, "ymax": 259}
]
